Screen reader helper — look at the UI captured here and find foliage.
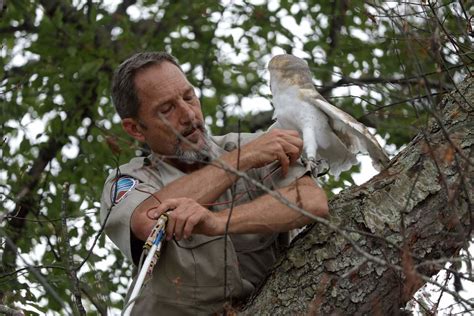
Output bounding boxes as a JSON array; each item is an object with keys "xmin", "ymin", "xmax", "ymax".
[{"xmin": 0, "ymin": 0, "xmax": 472, "ymax": 314}]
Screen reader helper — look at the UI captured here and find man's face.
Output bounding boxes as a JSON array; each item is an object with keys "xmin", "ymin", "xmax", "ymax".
[{"xmin": 129, "ymin": 62, "xmax": 208, "ymax": 161}]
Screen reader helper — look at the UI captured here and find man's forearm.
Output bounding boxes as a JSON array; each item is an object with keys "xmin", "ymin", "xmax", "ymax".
[
  {"xmin": 156, "ymin": 149, "xmax": 253, "ymax": 204},
  {"xmin": 213, "ymin": 176, "xmax": 329, "ymax": 235}
]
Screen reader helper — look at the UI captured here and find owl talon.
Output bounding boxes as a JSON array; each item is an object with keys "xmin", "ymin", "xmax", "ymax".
[{"xmin": 306, "ymin": 158, "xmax": 329, "ymax": 178}]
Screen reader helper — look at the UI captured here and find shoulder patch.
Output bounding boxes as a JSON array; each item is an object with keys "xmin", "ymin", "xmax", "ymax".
[{"xmin": 110, "ymin": 176, "xmax": 139, "ymax": 204}]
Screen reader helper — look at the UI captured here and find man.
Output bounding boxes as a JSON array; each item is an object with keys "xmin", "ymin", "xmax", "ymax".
[{"xmin": 100, "ymin": 52, "xmax": 328, "ymax": 315}]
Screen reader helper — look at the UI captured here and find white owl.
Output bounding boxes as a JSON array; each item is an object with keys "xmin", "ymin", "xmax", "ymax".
[{"xmin": 268, "ymin": 54, "xmax": 389, "ymax": 177}]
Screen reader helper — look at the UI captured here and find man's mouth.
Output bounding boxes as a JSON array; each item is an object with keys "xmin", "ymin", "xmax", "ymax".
[
  {"xmin": 182, "ymin": 128, "xmax": 197, "ymax": 137},
  {"xmin": 180, "ymin": 124, "xmax": 204, "ymax": 141}
]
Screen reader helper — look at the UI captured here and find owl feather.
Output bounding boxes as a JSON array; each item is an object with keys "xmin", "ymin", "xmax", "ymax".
[{"xmin": 268, "ymin": 54, "xmax": 389, "ymax": 177}]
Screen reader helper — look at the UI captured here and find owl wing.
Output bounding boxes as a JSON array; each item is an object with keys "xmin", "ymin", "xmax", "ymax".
[
  {"xmin": 300, "ymin": 88, "xmax": 390, "ymax": 171},
  {"xmin": 270, "ymin": 90, "xmax": 360, "ymax": 177}
]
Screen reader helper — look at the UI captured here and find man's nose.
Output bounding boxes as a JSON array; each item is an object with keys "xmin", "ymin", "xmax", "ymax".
[{"xmin": 178, "ymin": 101, "xmax": 196, "ymax": 125}]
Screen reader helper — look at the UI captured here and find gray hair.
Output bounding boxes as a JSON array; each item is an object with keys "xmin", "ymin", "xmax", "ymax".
[{"xmin": 111, "ymin": 52, "xmax": 183, "ymax": 119}]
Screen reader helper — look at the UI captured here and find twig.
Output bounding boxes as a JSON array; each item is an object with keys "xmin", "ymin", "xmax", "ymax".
[
  {"xmin": 76, "ymin": 154, "xmax": 121, "ymax": 271},
  {"xmin": 223, "ymin": 119, "xmax": 241, "ymax": 303},
  {"xmin": 428, "ymin": 0, "xmax": 474, "ymax": 67},
  {"xmin": 432, "ymin": 269, "xmax": 452, "ymax": 313},
  {"xmin": 0, "ymin": 304, "xmax": 24, "ymax": 316},
  {"xmin": 0, "ymin": 265, "xmax": 66, "ymax": 280},
  {"xmin": 318, "ymin": 76, "xmax": 448, "ymax": 95},
  {"xmin": 355, "ymin": 92, "xmax": 445, "ymax": 119},
  {"xmin": 60, "ymin": 182, "xmax": 86, "ymax": 316},
  {"xmin": 80, "ymin": 282, "xmax": 108, "ymax": 316},
  {"xmin": 4, "ymin": 210, "xmax": 99, "ymax": 223},
  {"xmin": 0, "ymin": 228, "xmax": 66, "ymax": 310},
  {"xmin": 339, "ymin": 258, "xmax": 368, "ymax": 279}
]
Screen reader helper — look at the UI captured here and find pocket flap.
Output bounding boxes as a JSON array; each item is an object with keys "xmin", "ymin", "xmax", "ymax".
[{"xmin": 173, "ymin": 234, "xmax": 224, "ymax": 249}]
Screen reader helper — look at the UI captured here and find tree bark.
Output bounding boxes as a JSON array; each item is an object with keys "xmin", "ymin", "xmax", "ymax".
[{"xmin": 243, "ymin": 77, "xmax": 473, "ymax": 314}]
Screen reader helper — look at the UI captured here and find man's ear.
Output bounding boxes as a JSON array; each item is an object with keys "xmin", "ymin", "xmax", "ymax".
[{"xmin": 122, "ymin": 118, "xmax": 146, "ymax": 142}]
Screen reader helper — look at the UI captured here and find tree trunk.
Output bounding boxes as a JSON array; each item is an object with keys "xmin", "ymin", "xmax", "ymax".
[{"xmin": 243, "ymin": 77, "xmax": 473, "ymax": 314}]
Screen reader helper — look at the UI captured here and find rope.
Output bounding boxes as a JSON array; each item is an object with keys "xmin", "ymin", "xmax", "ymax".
[{"xmin": 122, "ymin": 213, "xmax": 169, "ymax": 316}]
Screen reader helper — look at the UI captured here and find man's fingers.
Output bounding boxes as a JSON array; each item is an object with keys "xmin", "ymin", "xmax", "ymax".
[
  {"xmin": 287, "ymin": 129, "xmax": 300, "ymax": 136},
  {"xmin": 142, "ymin": 197, "xmax": 215, "ymax": 242},
  {"xmin": 272, "ymin": 128, "xmax": 299, "ymax": 137},
  {"xmin": 160, "ymin": 198, "xmax": 207, "ymax": 240},
  {"xmin": 171, "ymin": 211, "xmax": 187, "ymax": 240},
  {"xmin": 166, "ymin": 213, "xmax": 176, "ymax": 241},
  {"xmin": 276, "ymin": 151, "xmax": 290, "ymax": 175},
  {"xmin": 283, "ymin": 134, "xmax": 304, "ymax": 151},
  {"xmin": 154, "ymin": 199, "xmax": 177, "ymax": 217},
  {"xmin": 183, "ymin": 213, "xmax": 201, "ymax": 239},
  {"xmin": 282, "ymin": 143, "xmax": 301, "ymax": 164},
  {"xmin": 273, "ymin": 128, "xmax": 302, "ymax": 144},
  {"xmin": 272, "ymin": 129, "xmax": 303, "ymax": 164},
  {"xmin": 164, "ymin": 203, "xmax": 188, "ymax": 240}
]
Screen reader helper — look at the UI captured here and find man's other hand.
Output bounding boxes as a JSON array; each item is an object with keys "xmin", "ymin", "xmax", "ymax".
[
  {"xmin": 152, "ymin": 198, "xmax": 221, "ymax": 240},
  {"xmin": 240, "ymin": 129, "xmax": 303, "ymax": 175}
]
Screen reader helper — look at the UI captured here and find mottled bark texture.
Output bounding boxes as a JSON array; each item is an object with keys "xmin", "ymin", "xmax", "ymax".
[{"xmin": 243, "ymin": 77, "xmax": 473, "ymax": 315}]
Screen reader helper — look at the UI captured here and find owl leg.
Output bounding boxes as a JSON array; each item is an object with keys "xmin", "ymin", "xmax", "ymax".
[
  {"xmin": 301, "ymin": 128, "xmax": 328, "ymax": 177},
  {"xmin": 306, "ymin": 157, "xmax": 329, "ymax": 178},
  {"xmin": 301, "ymin": 127, "xmax": 317, "ymax": 162}
]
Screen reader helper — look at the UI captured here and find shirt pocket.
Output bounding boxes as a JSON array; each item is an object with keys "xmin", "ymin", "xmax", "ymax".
[
  {"xmin": 231, "ymin": 233, "xmax": 279, "ymax": 253},
  {"xmin": 163, "ymin": 234, "xmax": 243, "ymax": 297}
]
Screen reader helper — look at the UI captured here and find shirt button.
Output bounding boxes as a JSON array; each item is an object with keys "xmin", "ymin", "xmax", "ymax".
[
  {"xmin": 224, "ymin": 142, "xmax": 237, "ymax": 151},
  {"xmin": 186, "ymin": 236, "xmax": 193, "ymax": 242}
]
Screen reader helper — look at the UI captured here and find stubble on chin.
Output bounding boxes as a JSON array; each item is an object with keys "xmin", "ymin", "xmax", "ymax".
[{"xmin": 174, "ymin": 129, "xmax": 217, "ymax": 164}]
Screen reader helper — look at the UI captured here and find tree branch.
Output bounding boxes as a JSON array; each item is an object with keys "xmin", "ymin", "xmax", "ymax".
[
  {"xmin": 0, "ymin": 229, "xmax": 66, "ymax": 310},
  {"xmin": 79, "ymin": 283, "xmax": 108, "ymax": 316},
  {"xmin": 0, "ymin": 22, "xmax": 36, "ymax": 34},
  {"xmin": 0, "ymin": 304, "xmax": 24, "ymax": 316},
  {"xmin": 318, "ymin": 75, "xmax": 448, "ymax": 95},
  {"xmin": 327, "ymin": 0, "xmax": 348, "ymax": 58},
  {"xmin": 115, "ymin": 0, "xmax": 138, "ymax": 16},
  {"xmin": 60, "ymin": 182, "xmax": 86, "ymax": 316}
]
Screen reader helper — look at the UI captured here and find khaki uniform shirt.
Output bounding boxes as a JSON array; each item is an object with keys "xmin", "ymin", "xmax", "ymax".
[{"xmin": 100, "ymin": 132, "xmax": 308, "ymax": 315}]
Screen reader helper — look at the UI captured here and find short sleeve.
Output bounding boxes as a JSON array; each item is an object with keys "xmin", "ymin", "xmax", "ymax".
[{"xmin": 100, "ymin": 175, "xmax": 161, "ymax": 262}]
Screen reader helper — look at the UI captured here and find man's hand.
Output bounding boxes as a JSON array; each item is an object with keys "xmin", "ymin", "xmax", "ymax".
[
  {"xmin": 152, "ymin": 198, "xmax": 222, "ymax": 240},
  {"xmin": 239, "ymin": 129, "xmax": 303, "ymax": 175}
]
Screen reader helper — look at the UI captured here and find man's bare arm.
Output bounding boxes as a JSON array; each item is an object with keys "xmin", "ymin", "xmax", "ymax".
[
  {"xmin": 140, "ymin": 175, "xmax": 328, "ymax": 241},
  {"xmin": 212, "ymin": 176, "xmax": 328, "ymax": 236}
]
